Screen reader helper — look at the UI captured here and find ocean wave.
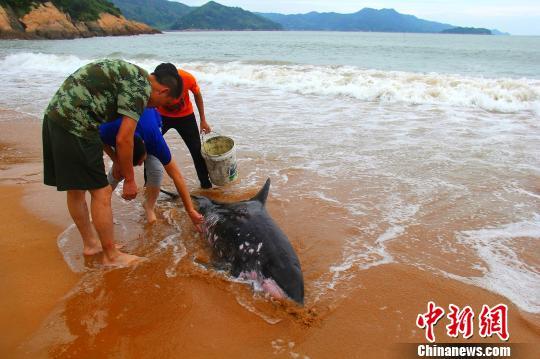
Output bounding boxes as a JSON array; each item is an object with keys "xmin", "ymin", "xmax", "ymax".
[
  {"xmin": 1, "ymin": 52, "xmax": 539, "ymax": 113},
  {"xmin": 454, "ymin": 214, "xmax": 540, "ymax": 313},
  {"xmin": 187, "ymin": 61, "xmax": 540, "ymax": 114},
  {"xmin": 0, "ymin": 52, "xmax": 92, "ymax": 74}
]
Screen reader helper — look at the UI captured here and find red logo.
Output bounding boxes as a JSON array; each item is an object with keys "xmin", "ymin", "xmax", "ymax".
[
  {"xmin": 416, "ymin": 302, "xmax": 510, "ymax": 342},
  {"xmin": 446, "ymin": 304, "xmax": 474, "ymax": 339},
  {"xmin": 479, "ymin": 304, "xmax": 509, "ymax": 341},
  {"xmin": 416, "ymin": 301, "xmax": 445, "ymax": 343}
]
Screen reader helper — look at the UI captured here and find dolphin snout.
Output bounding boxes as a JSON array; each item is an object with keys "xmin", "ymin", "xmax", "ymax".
[{"xmin": 262, "ymin": 278, "xmax": 286, "ymax": 300}]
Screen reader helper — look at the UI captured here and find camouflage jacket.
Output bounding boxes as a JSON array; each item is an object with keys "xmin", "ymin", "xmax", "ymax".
[{"xmin": 45, "ymin": 59, "xmax": 151, "ymax": 140}]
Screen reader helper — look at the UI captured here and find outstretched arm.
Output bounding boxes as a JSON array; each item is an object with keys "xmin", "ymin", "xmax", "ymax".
[{"xmin": 163, "ymin": 160, "xmax": 203, "ymax": 232}]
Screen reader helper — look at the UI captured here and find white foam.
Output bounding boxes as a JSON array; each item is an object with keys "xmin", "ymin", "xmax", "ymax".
[
  {"xmin": 56, "ymin": 224, "xmax": 84, "ymax": 273},
  {"xmin": 308, "ymin": 191, "xmax": 341, "ymax": 205},
  {"xmin": 158, "ymin": 234, "xmax": 187, "ymax": 278},
  {"xmin": 0, "ymin": 52, "xmax": 91, "ymax": 74},
  {"xmin": 454, "ymin": 214, "xmax": 540, "ymax": 313},
  {"xmin": 314, "ymin": 227, "xmax": 397, "ymax": 301},
  {"xmin": 185, "ymin": 61, "xmax": 540, "ymax": 113},
  {"xmin": 235, "ymin": 296, "xmax": 281, "ymax": 325},
  {"xmin": 508, "ymin": 186, "xmax": 540, "ymax": 200},
  {"xmin": 1, "ymin": 52, "xmax": 539, "ymax": 114},
  {"xmin": 376, "ymin": 225, "xmax": 406, "ymax": 244},
  {"xmin": 313, "ymin": 192, "xmax": 421, "ymax": 301},
  {"xmin": 0, "ymin": 52, "xmax": 162, "ymax": 79}
]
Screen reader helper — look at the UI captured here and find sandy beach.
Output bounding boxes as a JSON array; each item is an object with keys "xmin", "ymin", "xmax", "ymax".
[{"xmin": 0, "ymin": 113, "xmax": 538, "ymax": 358}]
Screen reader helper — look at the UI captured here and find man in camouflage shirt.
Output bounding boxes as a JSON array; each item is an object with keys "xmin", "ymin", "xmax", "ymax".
[{"xmin": 42, "ymin": 59, "xmax": 203, "ymax": 267}]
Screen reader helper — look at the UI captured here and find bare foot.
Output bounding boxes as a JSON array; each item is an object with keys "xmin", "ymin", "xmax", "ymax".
[
  {"xmin": 83, "ymin": 242, "xmax": 123, "ymax": 256},
  {"xmin": 83, "ymin": 238, "xmax": 102, "ymax": 256},
  {"xmin": 102, "ymin": 251, "xmax": 142, "ymax": 267},
  {"xmin": 143, "ymin": 202, "xmax": 157, "ymax": 224},
  {"xmin": 83, "ymin": 244, "xmax": 103, "ymax": 256}
]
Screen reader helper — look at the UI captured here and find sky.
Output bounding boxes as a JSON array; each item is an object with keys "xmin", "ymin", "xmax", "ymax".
[{"xmin": 172, "ymin": 0, "xmax": 540, "ymax": 35}]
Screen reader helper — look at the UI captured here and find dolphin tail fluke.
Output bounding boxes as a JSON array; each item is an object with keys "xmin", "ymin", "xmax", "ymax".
[
  {"xmin": 160, "ymin": 188, "xmax": 179, "ymax": 198},
  {"xmin": 250, "ymin": 178, "xmax": 271, "ymax": 205}
]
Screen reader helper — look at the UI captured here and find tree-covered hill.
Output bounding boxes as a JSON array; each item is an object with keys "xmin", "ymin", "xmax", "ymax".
[
  {"xmin": 109, "ymin": 0, "xmax": 502, "ymax": 34},
  {"xmin": 258, "ymin": 8, "xmax": 453, "ymax": 32},
  {"xmin": 110, "ymin": 0, "xmax": 192, "ymax": 30},
  {"xmin": 0, "ymin": 0, "xmax": 159, "ymax": 39},
  {"xmin": 172, "ymin": 1, "xmax": 282, "ymax": 31},
  {"xmin": 441, "ymin": 27, "xmax": 492, "ymax": 35},
  {"xmin": 0, "ymin": 0, "xmax": 121, "ymax": 21}
]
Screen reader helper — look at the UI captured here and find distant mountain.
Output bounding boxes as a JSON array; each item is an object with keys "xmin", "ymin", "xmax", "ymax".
[
  {"xmin": 171, "ymin": 1, "xmax": 281, "ymax": 30},
  {"xmin": 441, "ymin": 27, "xmax": 491, "ymax": 35},
  {"xmin": 491, "ymin": 29, "xmax": 510, "ymax": 36},
  {"xmin": 110, "ymin": 0, "xmax": 192, "ymax": 29},
  {"xmin": 0, "ymin": 0, "xmax": 157, "ymax": 40},
  {"xmin": 111, "ymin": 1, "xmax": 505, "ymax": 34},
  {"xmin": 258, "ymin": 8, "xmax": 454, "ymax": 32}
]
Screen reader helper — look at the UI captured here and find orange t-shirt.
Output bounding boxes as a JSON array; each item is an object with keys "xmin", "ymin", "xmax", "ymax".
[{"xmin": 157, "ymin": 69, "xmax": 201, "ymax": 118}]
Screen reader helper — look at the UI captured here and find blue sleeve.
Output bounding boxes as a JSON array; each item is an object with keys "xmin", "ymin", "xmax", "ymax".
[
  {"xmin": 140, "ymin": 109, "xmax": 171, "ymax": 165},
  {"xmin": 98, "ymin": 118, "xmax": 122, "ymax": 146},
  {"xmin": 150, "ymin": 131, "xmax": 172, "ymax": 165}
]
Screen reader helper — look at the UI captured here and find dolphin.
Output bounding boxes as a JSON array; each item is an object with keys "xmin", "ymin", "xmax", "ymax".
[{"xmin": 192, "ymin": 179, "xmax": 304, "ymax": 304}]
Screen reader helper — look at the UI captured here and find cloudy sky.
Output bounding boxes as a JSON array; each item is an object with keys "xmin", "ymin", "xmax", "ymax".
[{"xmin": 173, "ymin": 0, "xmax": 540, "ymax": 35}]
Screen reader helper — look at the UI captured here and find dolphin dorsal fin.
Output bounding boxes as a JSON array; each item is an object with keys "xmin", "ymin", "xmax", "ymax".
[{"xmin": 250, "ymin": 178, "xmax": 271, "ymax": 205}]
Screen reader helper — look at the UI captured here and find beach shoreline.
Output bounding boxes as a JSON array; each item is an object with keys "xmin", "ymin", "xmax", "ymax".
[{"xmin": 0, "ymin": 114, "xmax": 538, "ymax": 358}]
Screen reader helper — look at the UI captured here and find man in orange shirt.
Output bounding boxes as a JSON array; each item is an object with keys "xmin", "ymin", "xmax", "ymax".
[
  {"xmin": 141, "ymin": 64, "xmax": 212, "ymax": 221},
  {"xmin": 155, "ymin": 63, "xmax": 211, "ymax": 187}
]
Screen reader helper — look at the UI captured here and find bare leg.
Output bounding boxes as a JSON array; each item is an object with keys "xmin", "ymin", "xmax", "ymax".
[
  {"xmin": 143, "ymin": 186, "xmax": 159, "ymax": 223},
  {"xmin": 142, "ymin": 155, "xmax": 163, "ymax": 224},
  {"xmin": 66, "ymin": 190, "xmax": 101, "ymax": 255},
  {"xmin": 89, "ymin": 185, "xmax": 140, "ymax": 266}
]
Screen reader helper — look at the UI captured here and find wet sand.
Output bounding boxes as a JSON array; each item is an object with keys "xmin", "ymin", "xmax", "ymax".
[
  {"xmin": 0, "ymin": 185, "xmax": 79, "ymax": 355},
  {"xmin": 0, "ymin": 115, "xmax": 539, "ymax": 358}
]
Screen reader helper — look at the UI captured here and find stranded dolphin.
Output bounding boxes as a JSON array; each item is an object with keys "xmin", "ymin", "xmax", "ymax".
[{"xmin": 192, "ymin": 179, "xmax": 304, "ymax": 304}]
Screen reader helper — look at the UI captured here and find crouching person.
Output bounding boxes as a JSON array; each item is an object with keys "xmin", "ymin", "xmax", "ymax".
[{"xmin": 99, "ymin": 108, "xmax": 202, "ymax": 230}]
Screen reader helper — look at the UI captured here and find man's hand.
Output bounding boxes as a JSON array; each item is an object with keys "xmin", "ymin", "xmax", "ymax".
[
  {"xmin": 163, "ymin": 160, "xmax": 203, "ymax": 232},
  {"xmin": 122, "ymin": 178, "xmax": 138, "ymax": 200},
  {"xmin": 200, "ymin": 120, "xmax": 211, "ymax": 134},
  {"xmin": 116, "ymin": 116, "xmax": 137, "ymax": 195},
  {"xmin": 112, "ymin": 162, "xmax": 122, "ymax": 181},
  {"xmin": 187, "ymin": 208, "xmax": 204, "ymax": 232}
]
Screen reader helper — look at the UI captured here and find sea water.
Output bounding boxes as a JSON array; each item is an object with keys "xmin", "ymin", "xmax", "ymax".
[{"xmin": 0, "ymin": 31, "xmax": 539, "ymax": 315}]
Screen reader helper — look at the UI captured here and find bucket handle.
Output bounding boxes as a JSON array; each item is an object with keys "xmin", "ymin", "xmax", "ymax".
[
  {"xmin": 201, "ymin": 130, "xmax": 222, "ymax": 155},
  {"xmin": 201, "ymin": 130, "xmax": 221, "ymax": 144}
]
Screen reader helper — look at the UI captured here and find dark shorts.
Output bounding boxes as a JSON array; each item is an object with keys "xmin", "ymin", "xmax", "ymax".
[{"xmin": 42, "ymin": 116, "xmax": 108, "ymax": 191}]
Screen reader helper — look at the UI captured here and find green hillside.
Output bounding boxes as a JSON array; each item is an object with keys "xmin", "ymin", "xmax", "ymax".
[
  {"xmin": 0, "ymin": 0, "xmax": 121, "ymax": 21},
  {"xmin": 172, "ymin": 1, "xmax": 281, "ymax": 30},
  {"xmin": 110, "ymin": 0, "xmax": 191, "ymax": 29},
  {"xmin": 259, "ymin": 8, "xmax": 453, "ymax": 32},
  {"xmin": 441, "ymin": 27, "xmax": 492, "ymax": 35}
]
